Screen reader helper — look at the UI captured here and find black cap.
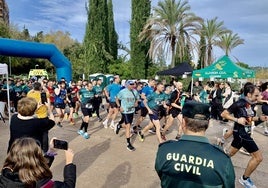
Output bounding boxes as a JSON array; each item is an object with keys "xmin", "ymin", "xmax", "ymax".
[{"xmin": 182, "ymin": 101, "xmax": 210, "ymax": 120}]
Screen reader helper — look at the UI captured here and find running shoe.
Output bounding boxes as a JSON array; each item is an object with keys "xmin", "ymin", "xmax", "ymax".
[
  {"xmin": 127, "ymin": 143, "xmax": 135, "ymax": 151},
  {"xmin": 137, "ymin": 125, "xmax": 142, "ymax": 130},
  {"xmin": 98, "ymin": 117, "xmax": 103, "ymax": 122},
  {"xmin": 222, "ymin": 128, "xmax": 228, "ymax": 136},
  {"xmin": 138, "ymin": 131, "xmax": 144, "ymax": 142},
  {"xmin": 148, "ymin": 128, "xmax": 156, "ymax": 134},
  {"xmin": 239, "ymin": 148, "xmax": 250, "ymax": 156},
  {"xmin": 57, "ymin": 122, "xmax": 62, "ymax": 128},
  {"xmin": 73, "ymin": 112, "xmax": 78, "ymax": 119},
  {"xmin": 115, "ymin": 124, "xmax": 121, "ymax": 134},
  {"xmin": 77, "ymin": 130, "xmax": 84, "ymax": 135},
  {"xmin": 264, "ymin": 130, "xmax": 268, "ymax": 136},
  {"xmin": 83, "ymin": 132, "xmax": 90, "ymax": 139},
  {"xmin": 70, "ymin": 118, "xmax": 75, "ymax": 125},
  {"xmin": 175, "ymin": 134, "xmax": 181, "ymax": 140},
  {"xmin": 110, "ymin": 122, "xmax": 115, "ymax": 130},
  {"xmin": 92, "ymin": 113, "xmax": 97, "ymax": 117},
  {"xmin": 216, "ymin": 137, "xmax": 225, "ymax": 147},
  {"xmin": 103, "ymin": 121, "xmax": 108, "ymax": 129},
  {"xmin": 239, "ymin": 176, "xmax": 256, "ymax": 188},
  {"xmin": 161, "ymin": 133, "xmax": 167, "ymax": 141}
]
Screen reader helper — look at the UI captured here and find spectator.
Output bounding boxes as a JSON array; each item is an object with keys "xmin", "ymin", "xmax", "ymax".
[
  {"xmin": 8, "ymin": 97, "xmax": 55, "ymax": 152},
  {"xmin": 0, "ymin": 137, "xmax": 76, "ymax": 188}
]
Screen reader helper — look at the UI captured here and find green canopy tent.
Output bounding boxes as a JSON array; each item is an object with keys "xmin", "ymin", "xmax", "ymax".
[
  {"xmin": 191, "ymin": 55, "xmax": 255, "ymax": 94},
  {"xmin": 192, "ymin": 55, "xmax": 255, "ymax": 79}
]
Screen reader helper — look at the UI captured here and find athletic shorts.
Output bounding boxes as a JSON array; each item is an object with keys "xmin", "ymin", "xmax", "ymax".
[
  {"xmin": 68, "ymin": 102, "xmax": 76, "ymax": 108},
  {"xmin": 231, "ymin": 130, "xmax": 259, "ymax": 153},
  {"xmin": 140, "ymin": 107, "xmax": 148, "ymax": 117},
  {"xmin": 55, "ymin": 103, "xmax": 66, "ymax": 109},
  {"xmin": 109, "ymin": 102, "xmax": 118, "ymax": 108},
  {"xmin": 169, "ymin": 108, "xmax": 181, "ymax": 118},
  {"xmin": 149, "ymin": 110, "xmax": 160, "ymax": 121},
  {"xmin": 81, "ymin": 107, "xmax": 92, "ymax": 117},
  {"xmin": 122, "ymin": 113, "xmax": 134, "ymax": 125}
]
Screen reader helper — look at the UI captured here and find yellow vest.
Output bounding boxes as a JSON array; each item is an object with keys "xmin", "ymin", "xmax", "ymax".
[{"xmin": 27, "ymin": 90, "xmax": 49, "ymax": 118}]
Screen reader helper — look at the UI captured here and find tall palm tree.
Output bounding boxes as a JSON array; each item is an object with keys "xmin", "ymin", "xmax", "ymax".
[
  {"xmin": 216, "ymin": 32, "xmax": 244, "ymax": 56},
  {"xmin": 198, "ymin": 17, "xmax": 230, "ymax": 66},
  {"xmin": 139, "ymin": 0, "xmax": 202, "ymax": 67}
]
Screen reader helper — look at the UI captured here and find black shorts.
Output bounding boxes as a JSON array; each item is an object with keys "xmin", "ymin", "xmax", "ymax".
[
  {"xmin": 231, "ymin": 130, "xmax": 259, "ymax": 153},
  {"xmin": 68, "ymin": 102, "xmax": 76, "ymax": 108},
  {"xmin": 140, "ymin": 107, "xmax": 148, "ymax": 117},
  {"xmin": 109, "ymin": 102, "xmax": 118, "ymax": 108},
  {"xmin": 169, "ymin": 108, "xmax": 181, "ymax": 118},
  {"xmin": 122, "ymin": 113, "xmax": 134, "ymax": 125},
  {"xmin": 81, "ymin": 107, "xmax": 93, "ymax": 117},
  {"xmin": 55, "ymin": 103, "xmax": 66, "ymax": 109}
]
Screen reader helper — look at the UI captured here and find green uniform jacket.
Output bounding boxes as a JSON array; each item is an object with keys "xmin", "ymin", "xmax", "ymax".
[{"xmin": 155, "ymin": 135, "xmax": 235, "ymax": 188}]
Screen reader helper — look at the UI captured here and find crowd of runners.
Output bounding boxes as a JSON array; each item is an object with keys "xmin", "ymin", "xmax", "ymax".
[{"xmin": 0, "ymin": 75, "xmax": 268, "ymax": 187}]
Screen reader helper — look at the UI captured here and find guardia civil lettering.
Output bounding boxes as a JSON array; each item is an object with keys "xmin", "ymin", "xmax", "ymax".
[{"xmin": 166, "ymin": 153, "xmax": 214, "ymax": 175}]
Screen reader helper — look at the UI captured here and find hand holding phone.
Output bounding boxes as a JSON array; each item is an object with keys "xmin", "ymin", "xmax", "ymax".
[{"xmin": 53, "ymin": 139, "xmax": 68, "ymax": 150}]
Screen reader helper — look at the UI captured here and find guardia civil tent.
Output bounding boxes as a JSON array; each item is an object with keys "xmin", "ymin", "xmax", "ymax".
[
  {"xmin": 192, "ymin": 55, "xmax": 255, "ymax": 79},
  {"xmin": 191, "ymin": 55, "xmax": 255, "ymax": 94}
]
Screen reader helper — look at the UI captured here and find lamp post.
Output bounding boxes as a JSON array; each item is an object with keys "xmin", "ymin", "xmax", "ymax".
[{"xmin": 35, "ymin": 64, "xmax": 39, "ymax": 69}]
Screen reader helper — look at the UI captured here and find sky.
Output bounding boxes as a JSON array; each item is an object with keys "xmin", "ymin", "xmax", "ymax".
[{"xmin": 5, "ymin": 0, "xmax": 268, "ymax": 67}]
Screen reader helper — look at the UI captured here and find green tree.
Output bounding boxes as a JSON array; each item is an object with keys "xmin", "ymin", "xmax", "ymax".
[
  {"xmin": 216, "ymin": 32, "xmax": 244, "ymax": 56},
  {"xmin": 107, "ymin": 0, "xmax": 118, "ymax": 61},
  {"xmin": 130, "ymin": 0, "xmax": 151, "ymax": 78},
  {"xmin": 197, "ymin": 33, "xmax": 206, "ymax": 69},
  {"xmin": 198, "ymin": 17, "xmax": 229, "ymax": 66},
  {"xmin": 84, "ymin": 0, "xmax": 111, "ymax": 74},
  {"xmin": 139, "ymin": 0, "xmax": 202, "ymax": 68}
]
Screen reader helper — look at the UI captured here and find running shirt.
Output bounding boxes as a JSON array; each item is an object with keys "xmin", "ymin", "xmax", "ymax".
[
  {"xmin": 146, "ymin": 92, "xmax": 167, "ymax": 111},
  {"xmin": 54, "ymin": 89, "xmax": 67, "ymax": 104},
  {"xmin": 106, "ymin": 83, "xmax": 121, "ymax": 102},
  {"xmin": 93, "ymin": 85, "xmax": 103, "ymax": 96},
  {"xmin": 67, "ymin": 86, "xmax": 79, "ymax": 102},
  {"xmin": 117, "ymin": 88, "xmax": 139, "ymax": 114},
  {"xmin": 79, "ymin": 88, "xmax": 96, "ymax": 105},
  {"xmin": 140, "ymin": 85, "xmax": 154, "ymax": 107},
  {"xmin": 227, "ymin": 98, "xmax": 256, "ymax": 134}
]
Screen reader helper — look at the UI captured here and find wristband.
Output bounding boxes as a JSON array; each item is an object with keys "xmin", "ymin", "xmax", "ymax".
[{"xmin": 235, "ymin": 118, "xmax": 238, "ymax": 123}]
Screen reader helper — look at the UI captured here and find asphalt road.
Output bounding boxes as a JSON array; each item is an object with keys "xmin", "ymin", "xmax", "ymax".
[{"xmin": 0, "ymin": 110, "xmax": 268, "ymax": 188}]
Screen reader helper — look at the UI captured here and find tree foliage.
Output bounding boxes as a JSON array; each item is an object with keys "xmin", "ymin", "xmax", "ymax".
[{"xmin": 130, "ymin": 0, "xmax": 151, "ymax": 78}]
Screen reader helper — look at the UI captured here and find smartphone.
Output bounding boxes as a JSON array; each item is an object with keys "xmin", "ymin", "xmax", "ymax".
[
  {"xmin": 53, "ymin": 139, "xmax": 68, "ymax": 150},
  {"xmin": 41, "ymin": 92, "xmax": 47, "ymax": 104}
]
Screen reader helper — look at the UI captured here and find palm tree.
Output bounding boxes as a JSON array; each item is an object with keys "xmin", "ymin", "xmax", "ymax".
[
  {"xmin": 139, "ymin": 0, "xmax": 202, "ymax": 67},
  {"xmin": 216, "ymin": 32, "xmax": 244, "ymax": 56},
  {"xmin": 198, "ymin": 17, "xmax": 230, "ymax": 66}
]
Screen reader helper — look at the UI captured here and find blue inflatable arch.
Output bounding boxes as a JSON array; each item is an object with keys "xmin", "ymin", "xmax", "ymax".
[{"xmin": 0, "ymin": 38, "xmax": 72, "ymax": 82}]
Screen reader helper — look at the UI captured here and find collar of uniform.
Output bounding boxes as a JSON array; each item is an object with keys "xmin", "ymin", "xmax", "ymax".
[{"xmin": 180, "ymin": 135, "xmax": 209, "ymax": 144}]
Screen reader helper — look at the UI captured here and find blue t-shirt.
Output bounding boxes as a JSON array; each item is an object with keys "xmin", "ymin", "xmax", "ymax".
[
  {"xmin": 140, "ymin": 85, "xmax": 154, "ymax": 107},
  {"xmin": 54, "ymin": 89, "xmax": 67, "ymax": 104},
  {"xmin": 117, "ymin": 88, "xmax": 139, "ymax": 114},
  {"xmin": 107, "ymin": 83, "xmax": 121, "ymax": 102}
]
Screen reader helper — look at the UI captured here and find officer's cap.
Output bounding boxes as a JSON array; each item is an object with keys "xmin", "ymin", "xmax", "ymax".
[{"xmin": 182, "ymin": 101, "xmax": 210, "ymax": 120}]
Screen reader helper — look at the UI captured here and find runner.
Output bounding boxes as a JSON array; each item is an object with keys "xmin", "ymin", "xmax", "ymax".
[
  {"xmin": 115, "ymin": 80, "xmax": 139, "ymax": 151},
  {"xmin": 102, "ymin": 75, "xmax": 121, "ymax": 129},
  {"xmin": 221, "ymin": 83, "xmax": 267, "ymax": 188},
  {"xmin": 92, "ymin": 78, "xmax": 104, "ymax": 122},
  {"xmin": 77, "ymin": 82, "xmax": 96, "ymax": 139}
]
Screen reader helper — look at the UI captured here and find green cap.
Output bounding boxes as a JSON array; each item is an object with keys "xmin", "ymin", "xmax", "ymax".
[{"xmin": 182, "ymin": 101, "xmax": 210, "ymax": 120}]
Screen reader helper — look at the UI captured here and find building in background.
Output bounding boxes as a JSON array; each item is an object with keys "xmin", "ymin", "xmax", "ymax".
[{"xmin": 0, "ymin": 0, "xmax": 9, "ymax": 24}]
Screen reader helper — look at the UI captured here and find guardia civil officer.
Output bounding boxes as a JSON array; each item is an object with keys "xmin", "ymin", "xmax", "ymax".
[{"xmin": 155, "ymin": 101, "xmax": 235, "ymax": 188}]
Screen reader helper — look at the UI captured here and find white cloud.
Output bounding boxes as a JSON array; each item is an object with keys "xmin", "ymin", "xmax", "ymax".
[{"xmin": 5, "ymin": 0, "xmax": 268, "ymax": 67}]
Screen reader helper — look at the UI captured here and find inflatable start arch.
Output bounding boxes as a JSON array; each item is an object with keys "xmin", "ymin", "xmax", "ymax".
[{"xmin": 0, "ymin": 38, "xmax": 72, "ymax": 82}]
